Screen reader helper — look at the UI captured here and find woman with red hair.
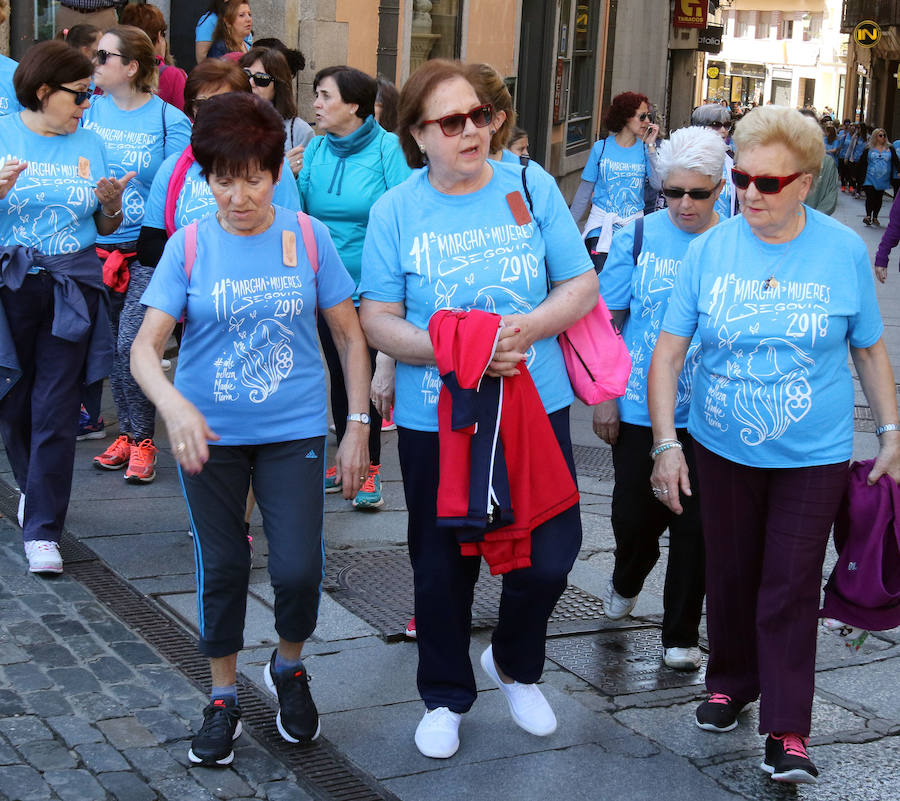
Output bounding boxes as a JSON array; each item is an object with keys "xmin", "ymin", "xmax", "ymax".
[{"xmin": 569, "ymin": 91, "xmax": 660, "ymax": 271}]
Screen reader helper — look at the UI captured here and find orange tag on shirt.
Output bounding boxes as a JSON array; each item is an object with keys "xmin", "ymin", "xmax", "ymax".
[
  {"xmin": 506, "ymin": 191, "xmax": 531, "ymax": 226},
  {"xmin": 78, "ymin": 157, "xmax": 91, "ymax": 181},
  {"xmin": 282, "ymin": 230, "xmax": 298, "ymax": 267}
]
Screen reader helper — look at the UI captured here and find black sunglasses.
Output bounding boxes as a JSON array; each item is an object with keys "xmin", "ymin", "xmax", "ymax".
[
  {"xmin": 94, "ymin": 49, "xmax": 130, "ymax": 65},
  {"xmin": 637, "ymin": 112, "xmax": 651, "ymax": 122},
  {"xmin": 662, "ymin": 185, "xmax": 718, "ymax": 200},
  {"xmin": 703, "ymin": 121, "xmax": 730, "ymax": 130},
  {"xmin": 731, "ymin": 168, "xmax": 802, "ymax": 194},
  {"xmin": 56, "ymin": 86, "xmax": 92, "ymax": 105},
  {"xmin": 243, "ymin": 69, "xmax": 275, "ymax": 88},
  {"xmin": 421, "ymin": 103, "xmax": 493, "ymax": 137}
]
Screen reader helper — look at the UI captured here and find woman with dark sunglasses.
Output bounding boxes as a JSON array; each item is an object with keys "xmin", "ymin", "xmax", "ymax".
[
  {"xmin": 0, "ymin": 41, "xmax": 133, "ymax": 573},
  {"xmin": 648, "ymin": 105, "xmax": 900, "ymax": 785},
  {"xmin": 239, "ymin": 47, "xmax": 313, "ymax": 178},
  {"xmin": 594, "ymin": 126, "xmax": 725, "ymax": 674},
  {"xmin": 691, "ymin": 103, "xmax": 736, "ymax": 220},
  {"xmin": 298, "ymin": 65, "xmax": 411, "ymax": 511},
  {"xmin": 359, "ymin": 59, "xmax": 597, "ymax": 760},
  {"xmin": 82, "ymin": 26, "xmax": 192, "ymax": 485},
  {"xmin": 569, "ymin": 90, "xmax": 661, "ymax": 271},
  {"xmin": 856, "ymin": 127, "xmax": 899, "ymax": 227}
]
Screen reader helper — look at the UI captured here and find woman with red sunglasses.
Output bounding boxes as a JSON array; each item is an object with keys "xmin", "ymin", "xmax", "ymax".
[{"xmin": 647, "ymin": 105, "xmax": 900, "ymax": 785}]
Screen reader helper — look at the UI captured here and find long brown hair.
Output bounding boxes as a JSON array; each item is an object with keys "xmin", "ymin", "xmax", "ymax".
[{"xmin": 212, "ymin": 1, "xmax": 250, "ymax": 55}]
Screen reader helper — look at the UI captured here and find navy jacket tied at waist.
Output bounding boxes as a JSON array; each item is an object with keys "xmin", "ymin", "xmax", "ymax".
[{"xmin": 0, "ymin": 245, "xmax": 113, "ymax": 399}]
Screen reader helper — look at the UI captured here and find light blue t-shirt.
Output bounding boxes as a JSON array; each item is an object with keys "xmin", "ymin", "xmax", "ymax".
[
  {"xmin": 581, "ymin": 136, "xmax": 648, "ymax": 238},
  {"xmin": 359, "ymin": 160, "xmax": 594, "ymax": 432},
  {"xmin": 714, "ymin": 155, "xmax": 735, "ymax": 220},
  {"xmin": 838, "ymin": 131, "xmax": 850, "ymax": 158},
  {"xmin": 82, "ymin": 94, "xmax": 192, "ymax": 245},
  {"xmin": 864, "ymin": 148, "xmax": 893, "ymax": 190},
  {"xmin": 195, "ymin": 12, "xmax": 252, "ymax": 47},
  {"xmin": 0, "ymin": 55, "xmax": 22, "ymax": 117},
  {"xmin": 144, "ymin": 150, "xmax": 300, "ymax": 231},
  {"xmin": 500, "ymin": 149, "xmax": 520, "ymax": 164},
  {"xmin": 600, "ymin": 210, "xmax": 702, "ymax": 428},
  {"xmin": 662, "ymin": 209, "xmax": 883, "ymax": 468},
  {"xmin": 0, "ymin": 113, "xmax": 109, "ymax": 254},
  {"xmin": 140, "ymin": 206, "xmax": 355, "ymax": 445}
]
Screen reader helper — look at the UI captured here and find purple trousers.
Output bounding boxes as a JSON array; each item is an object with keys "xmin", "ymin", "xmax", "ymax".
[{"xmin": 694, "ymin": 443, "xmax": 848, "ymax": 736}]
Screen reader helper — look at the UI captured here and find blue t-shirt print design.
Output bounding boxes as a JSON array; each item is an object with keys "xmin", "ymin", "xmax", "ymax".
[{"xmin": 0, "ymin": 114, "xmax": 109, "ymax": 254}]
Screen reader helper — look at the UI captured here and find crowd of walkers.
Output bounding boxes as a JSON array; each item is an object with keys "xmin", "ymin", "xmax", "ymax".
[{"xmin": 0, "ymin": 0, "xmax": 898, "ymax": 791}]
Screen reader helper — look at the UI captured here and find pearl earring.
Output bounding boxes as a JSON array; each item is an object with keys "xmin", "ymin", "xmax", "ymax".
[{"xmin": 419, "ymin": 144, "xmax": 426, "ymax": 154}]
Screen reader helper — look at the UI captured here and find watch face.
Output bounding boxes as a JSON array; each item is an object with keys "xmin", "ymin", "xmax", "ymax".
[{"xmin": 349, "ymin": 413, "xmax": 370, "ymax": 424}]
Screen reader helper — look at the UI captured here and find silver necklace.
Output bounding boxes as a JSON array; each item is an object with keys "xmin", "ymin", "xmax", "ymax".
[{"xmin": 758, "ymin": 210, "xmax": 804, "ymax": 291}]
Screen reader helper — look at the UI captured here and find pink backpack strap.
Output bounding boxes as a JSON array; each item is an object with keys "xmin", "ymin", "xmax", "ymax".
[
  {"xmin": 165, "ymin": 146, "xmax": 195, "ymax": 237},
  {"xmin": 184, "ymin": 221, "xmax": 198, "ymax": 282},
  {"xmin": 296, "ymin": 210, "xmax": 318, "ymax": 274}
]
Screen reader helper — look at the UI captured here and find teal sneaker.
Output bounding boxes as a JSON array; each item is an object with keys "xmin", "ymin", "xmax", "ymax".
[
  {"xmin": 353, "ymin": 464, "xmax": 384, "ymax": 509},
  {"xmin": 323, "ymin": 466, "xmax": 342, "ymax": 494}
]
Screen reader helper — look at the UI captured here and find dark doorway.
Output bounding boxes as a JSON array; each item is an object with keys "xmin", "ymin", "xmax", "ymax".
[
  {"xmin": 171, "ymin": 0, "xmax": 209, "ymax": 72},
  {"xmin": 517, "ymin": 0, "xmax": 556, "ymax": 166}
]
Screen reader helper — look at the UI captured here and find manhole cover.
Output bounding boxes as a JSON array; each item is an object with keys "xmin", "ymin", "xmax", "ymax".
[
  {"xmin": 545, "ymin": 629, "xmax": 706, "ymax": 696},
  {"xmin": 323, "ymin": 549, "xmax": 608, "ymax": 640},
  {"xmin": 572, "ymin": 444, "xmax": 614, "ymax": 479}
]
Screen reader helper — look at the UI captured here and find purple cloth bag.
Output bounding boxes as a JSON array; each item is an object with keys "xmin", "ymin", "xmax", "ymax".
[{"xmin": 820, "ymin": 459, "xmax": 900, "ymax": 631}]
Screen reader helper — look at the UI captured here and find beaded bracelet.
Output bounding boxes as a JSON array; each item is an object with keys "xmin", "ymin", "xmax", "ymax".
[
  {"xmin": 649, "ymin": 441, "xmax": 683, "ymax": 460},
  {"xmin": 875, "ymin": 423, "xmax": 900, "ymax": 436}
]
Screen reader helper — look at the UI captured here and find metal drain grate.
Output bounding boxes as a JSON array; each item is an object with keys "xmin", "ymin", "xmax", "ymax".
[
  {"xmin": 323, "ymin": 549, "xmax": 607, "ymax": 640},
  {"xmin": 545, "ymin": 628, "xmax": 706, "ymax": 696},
  {"xmin": 572, "ymin": 444, "xmax": 614, "ymax": 480},
  {"xmin": 854, "ymin": 404, "xmax": 875, "ymax": 432},
  {"xmin": 0, "ymin": 476, "xmax": 399, "ymax": 801}
]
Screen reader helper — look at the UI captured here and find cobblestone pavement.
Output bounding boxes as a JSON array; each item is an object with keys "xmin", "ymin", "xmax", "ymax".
[{"xmin": 1, "ymin": 188, "xmax": 900, "ymax": 801}]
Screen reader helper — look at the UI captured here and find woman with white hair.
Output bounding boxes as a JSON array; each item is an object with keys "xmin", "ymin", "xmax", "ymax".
[
  {"xmin": 593, "ymin": 126, "xmax": 724, "ymax": 672},
  {"xmin": 690, "ymin": 103, "xmax": 735, "ymax": 219},
  {"xmin": 649, "ymin": 105, "xmax": 900, "ymax": 784}
]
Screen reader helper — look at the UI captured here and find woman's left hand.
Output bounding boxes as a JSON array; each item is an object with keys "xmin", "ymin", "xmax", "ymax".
[
  {"xmin": 868, "ymin": 431, "xmax": 900, "ymax": 485},
  {"xmin": 485, "ymin": 315, "xmax": 533, "ymax": 377},
  {"xmin": 287, "ymin": 144, "xmax": 305, "ymax": 178},
  {"xmin": 335, "ymin": 424, "xmax": 370, "ymax": 500},
  {"xmin": 95, "ymin": 171, "xmax": 136, "ymax": 214},
  {"xmin": 875, "ymin": 264, "xmax": 888, "ymax": 284}
]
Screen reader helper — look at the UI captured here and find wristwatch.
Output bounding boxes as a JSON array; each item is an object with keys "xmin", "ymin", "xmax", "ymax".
[{"xmin": 347, "ymin": 413, "xmax": 371, "ymax": 425}]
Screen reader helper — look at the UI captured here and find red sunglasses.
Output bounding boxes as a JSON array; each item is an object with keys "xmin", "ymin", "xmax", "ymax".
[
  {"xmin": 731, "ymin": 168, "xmax": 802, "ymax": 194},
  {"xmin": 421, "ymin": 103, "xmax": 493, "ymax": 137}
]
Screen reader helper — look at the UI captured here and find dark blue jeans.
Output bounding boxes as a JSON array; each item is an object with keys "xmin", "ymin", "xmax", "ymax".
[
  {"xmin": 0, "ymin": 273, "xmax": 99, "ymax": 543},
  {"xmin": 399, "ymin": 407, "xmax": 582, "ymax": 713}
]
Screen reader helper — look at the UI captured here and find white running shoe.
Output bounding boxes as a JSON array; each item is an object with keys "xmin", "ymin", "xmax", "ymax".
[
  {"xmin": 24, "ymin": 540, "xmax": 63, "ymax": 574},
  {"xmin": 480, "ymin": 645, "xmax": 556, "ymax": 736},
  {"xmin": 603, "ymin": 579, "xmax": 637, "ymax": 620},
  {"xmin": 414, "ymin": 707, "xmax": 461, "ymax": 758},
  {"xmin": 663, "ymin": 646, "xmax": 703, "ymax": 671}
]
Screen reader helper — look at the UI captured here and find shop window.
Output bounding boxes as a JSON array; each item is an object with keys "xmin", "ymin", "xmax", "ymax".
[
  {"xmin": 556, "ymin": 0, "xmax": 602, "ymax": 156},
  {"xmin": 410, "ymin": 0, "xmax": 463, "ymax": 71},
  {"xmin": 35, "ymin": 0, "xmax": 56, "ymax": 40}
]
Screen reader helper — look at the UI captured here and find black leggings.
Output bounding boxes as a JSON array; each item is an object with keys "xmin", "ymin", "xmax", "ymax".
[{"xmin": 864, "ymin": 186, "xmax": 885, "ymax": 220}]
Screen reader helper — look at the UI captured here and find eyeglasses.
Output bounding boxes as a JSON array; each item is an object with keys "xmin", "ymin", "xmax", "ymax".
[
  {"xmin": 94, "ymin": 49, "xmax": 130, "ymax": 65},
  {"xmin": 662, "ymin": 185, "xmax": 718, "ymax": 200},
  {"xmin": 877, "ymin": 133, "xmax": 886, "ymax": 137},
  {"xmin": 637, "ymin": 112, "xmax": 650, "ymax": 121},
  {"xmin": 243, "ymin": 69, "xmax": 275, "ymax": 88},
  {"xmin": 421, "ymin": 103, "xmax": 493, "ymax": 137},
  {"xmin": 731, "ymin": 168, "xmax": 802, "ymax": 194},
  {"xmin": 56, "ymin": 86, "xmax": 92, "ymax": 104},
  {"xmin": 703, "ymin": 121, "xmax": 730, "ymax": 130}
]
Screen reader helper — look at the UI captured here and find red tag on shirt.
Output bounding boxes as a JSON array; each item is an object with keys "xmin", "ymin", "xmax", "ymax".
[{"xmin": 506, "ymin": 191, "xmax": 531, "ymax": 226}]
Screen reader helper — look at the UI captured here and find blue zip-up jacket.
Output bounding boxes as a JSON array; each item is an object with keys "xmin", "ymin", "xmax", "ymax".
[{"xmin": 297, "ymin": 115, "xmax": 411, "ymax": 293}]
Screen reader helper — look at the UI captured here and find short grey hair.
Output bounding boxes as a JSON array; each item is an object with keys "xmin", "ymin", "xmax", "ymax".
[
  {"xmin": 656, "ymin": 126, "xmax": 727, "ymax": 183},
  {"xmin": 691, "ymin": 103, "xmax": 731, "ymax": 127}
]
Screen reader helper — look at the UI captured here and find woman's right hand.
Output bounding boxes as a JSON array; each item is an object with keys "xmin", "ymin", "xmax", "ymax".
[
  {"xmin": 160, "ymin": 395, "xmax": 220, "ymax": 475},
  {"xmin": 592, "ymin": 399, "xmax": 620, "ymax": 445},
  {"xmin": 875, "ymin": 263, "xmax": 888, "ymax": 284},
  {"xmin": 0, "ymin": 158, "xmax": 27, "ymax": 200},
  {"xmin": 370, "ymin": 352, "xmax": 395, "ymax": 420},
  {"xmin": 287, "ymin": 144, "xmax": 305, "ymax": 177},
  {"xmin": 649, "ymin": 447, "xmax": 691, "ymax": 514}
]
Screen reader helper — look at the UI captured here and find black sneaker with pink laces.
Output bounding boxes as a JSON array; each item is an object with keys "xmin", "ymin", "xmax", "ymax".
[
  {"xmin": 695, "ymin": 692, "xmax": 750, "ymax": 732},
  {"xmin": 761, "ymin": 733, "xmax": 819, "ymax": 784}
]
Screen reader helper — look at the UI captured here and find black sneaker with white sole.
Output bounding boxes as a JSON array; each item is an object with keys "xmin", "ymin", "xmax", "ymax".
[
  {"xmin": 695, "ymin": 692, "xmax": 750, "ymax": 732},
  {"xmin": 263, "ymin": 650, "xmax": 320, "ymax": 743},
  {"xmin": 761, "ymin": 733, "xmax": 819, "ymax": 784},
  {"xmin": 188, "ymin": 697, "xmax": 242, "ymax": 767}
]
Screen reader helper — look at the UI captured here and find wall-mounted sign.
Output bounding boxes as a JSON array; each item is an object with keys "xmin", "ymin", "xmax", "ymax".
[
  {"xmin": 707, "ymin": 66, "xmax": 720, "ymax": 79},
  {"xmin": 854, "ymin": 20, "xmax": 881, "ymax": 48},
  {"xmin": 673, "ymin": 0, "xmax": 707, "ymax": 29},
  {"xmin": 698, "ymin": 25, "xmax": 724, "ymax": 54}
]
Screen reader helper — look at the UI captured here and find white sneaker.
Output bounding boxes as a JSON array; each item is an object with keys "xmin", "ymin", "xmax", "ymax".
[
  {"xmin": 604, "ymin": 579, "xmax": 637, "ymax": 620},
  {"xmin": 17, "ymin": 492, "xmax": 24, "ymax": 527},
  {"xmin": 663, "ymin": 646, "xmax": 703, "ymax": 671},
  {"xmin": 414, "ymin": 707, "xmax": 461, "ymax": 758},
  {"xmin": 24, "ymin": 540, "xmax": 63, "ymax": 574},
  {"xmin": 480, "ymin": 645, "xmax": 556, "ymax": 736}
]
